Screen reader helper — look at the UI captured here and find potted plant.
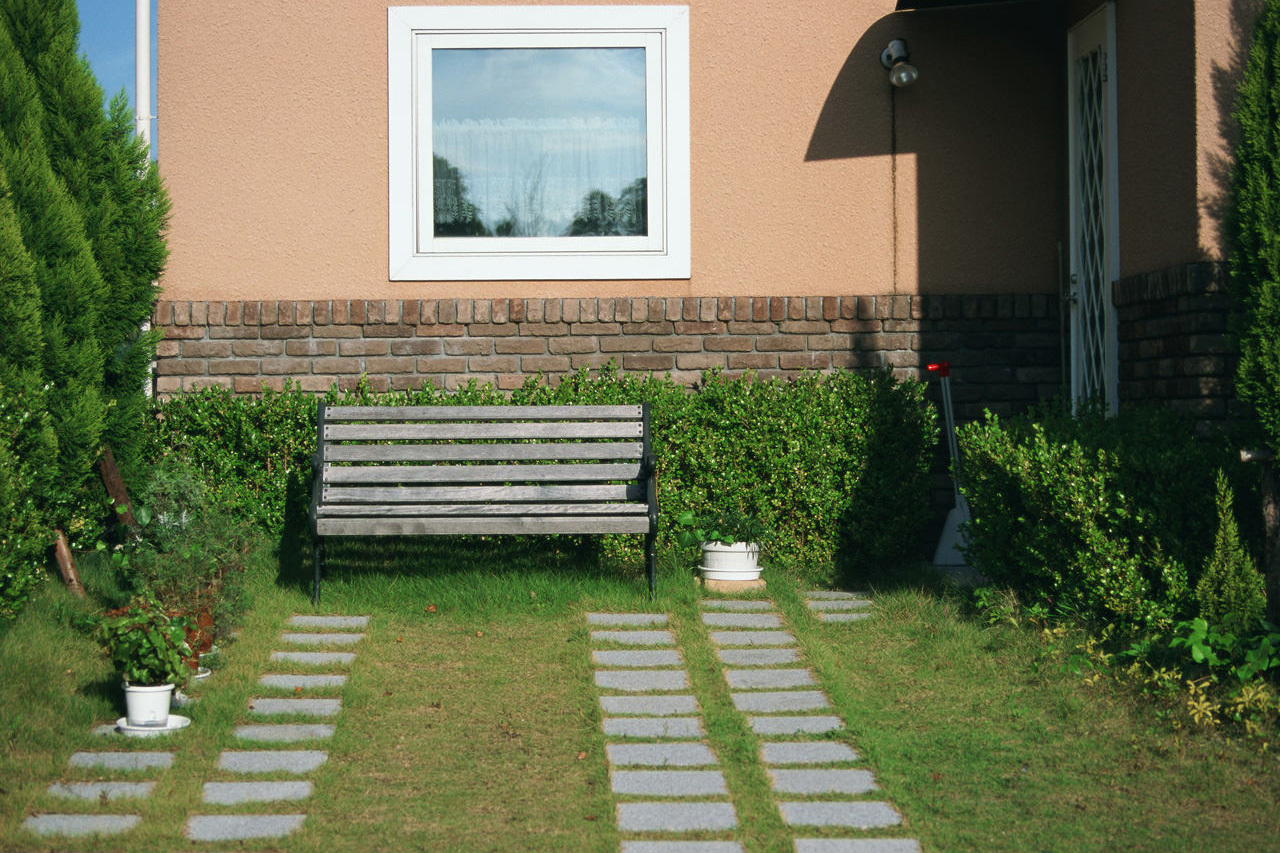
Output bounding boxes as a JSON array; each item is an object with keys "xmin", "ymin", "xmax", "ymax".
[
  {"xmin": 675, "ymin": 508, "xmax": 773, "ymax": 582},
  {"xmin": 96, "ymin": 594, "xmax": 194, "ymax": 727}
]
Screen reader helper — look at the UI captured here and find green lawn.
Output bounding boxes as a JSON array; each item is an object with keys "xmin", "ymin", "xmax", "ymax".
[{"xmin": 1, "ymin": 536, "xmax": 1277, "ymax": 851}]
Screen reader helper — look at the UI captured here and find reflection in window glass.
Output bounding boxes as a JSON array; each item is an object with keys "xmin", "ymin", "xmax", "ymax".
[{"xmin": 431, "ymin": 47, "xmax": 647, "ymax": 238}]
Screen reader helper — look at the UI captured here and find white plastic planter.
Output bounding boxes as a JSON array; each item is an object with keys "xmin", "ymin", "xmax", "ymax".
[
  {"xmin": 699, "ymin": 541, "xmax": 762, "ymax": 581},
  {"xmin": 123, "ymin": 683, "xmax": 175, "ymax": 727}
]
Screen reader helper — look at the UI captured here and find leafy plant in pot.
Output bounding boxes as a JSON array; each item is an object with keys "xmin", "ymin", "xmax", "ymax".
[
  {"xmin": 96, "ymin": 594, "xmax": 194, "ymax": 727},
  {"xmin": 675, "ymin": 508, "xmax": 773, "ymax": 582}
]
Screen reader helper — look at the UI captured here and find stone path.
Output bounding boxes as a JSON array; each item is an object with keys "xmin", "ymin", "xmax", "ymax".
[
  {"xmin": 591, "ymin": 591, "xmax": 918, "ymax": 853},
  {"xmin": 21, "ymin": 614, "xmax": 369, "ymax": 844}
]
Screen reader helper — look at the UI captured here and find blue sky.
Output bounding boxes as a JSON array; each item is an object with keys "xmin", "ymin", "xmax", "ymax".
[{"xmin": 75, "ymin": 0, "xmax": 158, "ymax": 149}]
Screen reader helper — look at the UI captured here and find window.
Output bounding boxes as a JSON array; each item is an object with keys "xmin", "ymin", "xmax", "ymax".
[{"xmin": 388, "ymin": 5, "xmax": 690, "ymax": 281}]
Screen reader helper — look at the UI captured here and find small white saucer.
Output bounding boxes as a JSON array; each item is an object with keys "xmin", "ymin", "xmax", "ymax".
[
  {"xmin": 116, "ymin": 714, "xmax": 190, "ymax": 737},
  {"xmin": 192, "ymin": 667, "xmax": 211, "ymax": 681}
]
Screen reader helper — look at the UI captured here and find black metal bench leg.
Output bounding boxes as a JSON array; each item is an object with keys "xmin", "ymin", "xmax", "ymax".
[
  {"xmin": 645, "ymin": 530, "xmax": 657, "ymax": 599},
  {"xmin": 312, "ymin": 537, "xmax": 324, "ymax": 604}
]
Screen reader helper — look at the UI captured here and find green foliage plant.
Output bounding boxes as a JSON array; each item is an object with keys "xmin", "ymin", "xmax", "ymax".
[
  {"xmin": 95, "ymin": 593, "xmax": 192, "ymax": 687},
  {"xmin": 1196, "ymin": 470, "xmax": 1266, "ymax": 634},
  {"xmin": 0, "ymin": 381, "xmax": 54, "ymax": 619}
]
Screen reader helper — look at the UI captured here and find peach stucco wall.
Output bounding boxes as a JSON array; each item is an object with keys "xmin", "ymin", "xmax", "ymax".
[{"xmin": 156, "ymin": 0, "xmax": 1065, "ymax": 302}]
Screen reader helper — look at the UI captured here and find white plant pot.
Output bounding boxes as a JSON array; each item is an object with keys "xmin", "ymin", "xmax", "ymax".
[
  {"xmin": 123, "ymin": 683, "xmax": 175, "ymax": 728},
  {"xmin": 699, "ymin": 541, "xmax": 762, "ymax": 581}
]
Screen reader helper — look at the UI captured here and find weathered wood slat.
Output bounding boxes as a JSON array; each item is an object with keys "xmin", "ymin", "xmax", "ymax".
[
  {"xmin": 323, "ymin": 405, "xmax": 642, "ymax": 422},
  {"xmin": 324, "ymin": 422, "xmax": 642, "ymax": 441},
  {"xmin": 317, "ymin": 502, "xmax": 648, "ymax": 518},
  {"xmin": 323, "ymin": 462, "xmax": 642, "ymax": 485},
  {"xmin": 316, "ymin": 516, "xmax": 652, "ymax": 536},
  {"xmin": 321, "ymin": 483, "xmax": 640, "ymax": 503},
  {"xmin": 324, "ymin": 442, "xmax": 644, "ymax": 463}
]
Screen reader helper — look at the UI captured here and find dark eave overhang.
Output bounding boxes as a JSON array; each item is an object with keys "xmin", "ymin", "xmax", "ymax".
[{"xmin": 895, "ymin": 0, "xmax": 1050, "ymax": 10}]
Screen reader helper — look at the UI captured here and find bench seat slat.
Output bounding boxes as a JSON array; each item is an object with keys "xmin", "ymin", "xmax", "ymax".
[
  {"xmin": 316, "ymin": 516, "xmax": 652, "ymax": 536},
  {"xmin": 321, "ymin": 483, "xmax": 640, "ymax": 503},
  {"xmin": 322, "ymin": 405, "xmax": 643, "ymax": 422},
  {"xmin": 323, "ymin": 462, "xmax": 641, "ymax": 485},
  {"xmin": 324, "ymin": 441, "xmax": 644, "ymax": 463},
  {"xmin": 324, "ymin": 422, "xmax": 642, "ymax": 441},
  {"xmin": 317, "ymin": 502, "xmax": 648, "ymax": 518}
]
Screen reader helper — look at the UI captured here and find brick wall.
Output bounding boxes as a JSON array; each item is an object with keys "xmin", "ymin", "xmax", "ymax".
[
  {"xmin": 152, "ymin": 294, "xmax": 1062, "ymax": 417},
  {"xmin": 1114, "ymin": 262, "xmax": 1239, "ymax": 425}
]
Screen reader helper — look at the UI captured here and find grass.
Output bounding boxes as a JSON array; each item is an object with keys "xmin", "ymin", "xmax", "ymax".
[{"xmin": 2, "ymin": 535, "xmax": 1279, "ymax": 851}]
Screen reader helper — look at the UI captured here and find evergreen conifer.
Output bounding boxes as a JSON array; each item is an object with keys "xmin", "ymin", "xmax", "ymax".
[{"xmin": 1196, "ymin": 471, "xmax": 1267, "ymax": 635}]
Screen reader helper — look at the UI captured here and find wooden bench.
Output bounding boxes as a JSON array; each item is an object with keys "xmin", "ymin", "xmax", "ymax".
[{"xmin": 309, "ymin": 404, "xmax": 658, "ymax": 601}]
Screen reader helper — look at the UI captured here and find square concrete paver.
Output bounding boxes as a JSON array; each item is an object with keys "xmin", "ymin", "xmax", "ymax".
[
  {"xmin": 591, "ymin": 630, "xmax": 676, "ymax": 646},
  {"xmin": 717, "ymin": 648, "xmax": 800, "ymax": 666},
  {"xmin": 611, "ymin": 769, "xmax": 728, "ymax": 796},
  {"xmin": 607, "ymin": 742, "xmax": 718, "ymax": 767},
  {"xmin": 258, "ymin": 674, "xmax": 348, "ymax": 690},
  {"xmin": 595, "ymin": 670, "xmax": 689, "ymax": 692},
  {"xmin": 68, "ymin": 751, "xmax": 173, "ymax": 771},
  {"xmin": 218, "ymin": 750, "xmax": 329, "ymax": 773},
  {"xmin": 588, "ymin": 613, "xmax": 670, "ymax": 626},
  {"xmin": 731, "ymin": 691, "xmax": 831, "ymax": 713},
  {"xmin": 709, "ymin": 630, "xmax": 795, "ymax": 646},
  {"xmin": 725, "ymin": 669, "xmax": 816, "ymax": 689},
  {"xmin": 699, "ymin": 599, "xmax": 775, "ymax": 611},
  {"xmin": 769, "ymin": 768, "xmax": 877, "ymax": 794},
  {"xmin": 748, "ymin": 716, "xmax": 843, "ymax": 735},
  {"xmin": 593, "ymin": 649, "xmax": 683, "ymax": 667},
  {"xmin": 819, "ymin": 612, "xmax": 871, "ymax": 623},
  {"xmin": 760, "ymin": 742, "xmax": 859, "ymax": 765},
  {"xmin": 234, "ymin": 724, "xmax": 335, "ymax": 742},
  {"xmin": 602, "ymin": 717, "xmax": 706, "ymax": 739},
  {"xmin": 621, "ymin": 843, "xmax": 745, "ymax": 853},
  {"xmin": 778, "ymin": 801, "xmax": 902, "ymax": 828},
  {"xmin": 202, "ymin": 781, "xmax": 314, "ymax": 804},
  {"xmin": 617, "ymin": 802, "xmax": 737, "ymax": 832},
  {"xmin": 600, "ymin": 695, "xmax": 700, "ymax": 716},
  {"xmin": 794, "ymin": 841, "xmax": 922, "ymax": 853},
  {"xmin": 47, "ymin": 782, "xmax": 154, "ymax": 801},
  {"xmin": 250, "ymin": 697, "xmax": 342, "ymax": 717},
  {"xmin": 288, "ymin": 615, "xmax": 370, "ymax": 629},
  {"xmin": 185, "ymin": 814, "xmax": 306, "ymax": 841},
  {"xmin": 807, "ymin": 599, "xmax": 872, "ymax": 611},
  {"xmin": 23, "ymin": 814, "xmax": 140, "ymax": 836},
  {"xmin": 280, "ymin": 632, "xmax": 363, "ymax": 645},
  {"xmin": 269, "ymin": 651, "xmax": 355, "ymax": 666},
  {"xmin": 701, "ymin": 612, "xmax": 783, "ymax": 628}
]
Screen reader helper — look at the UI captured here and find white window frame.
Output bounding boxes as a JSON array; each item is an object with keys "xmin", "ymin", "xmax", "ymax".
[{"xmin": 388, "ymin": 5, "xmax": 690, "ymax": 281}]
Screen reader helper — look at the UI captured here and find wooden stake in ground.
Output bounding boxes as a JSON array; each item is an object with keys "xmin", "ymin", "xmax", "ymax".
[
  {"xmin": 1241, "ymin": 448, "xmax": 1280, "ymax": 624},
  {"xmin": 53, "ymin": 529, "xmax": 85, "ymax": 598},
  {"xmin": 98, "ymin": 444, "xmax": 139, "ymax": 533}
]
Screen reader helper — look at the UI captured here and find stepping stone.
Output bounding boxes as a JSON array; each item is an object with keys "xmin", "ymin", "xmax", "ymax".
[
  {"xmin": 709, "ymin": 630, "xmax": 795, "ymax": 646},
  {"xmin": 280, "ymin": 632, "xmax": 363, "ymax": 645},
  {"xmin": 593, "ymin": 649, "xmax": 683, "ymax": 667},
  {"xmin": 22, "ymin": 814, "xmax": 140, "ymax": 836},
  {"xmin": 748, "ymin": 716, "xmax": 843, "ymax": 735},
  {"xmin": 731, "ymin": 691, "xmax": 831, "ymax": 713},
  {"xmin": 819, "ymin": 612, "xmax": 872, "ymax": 623},
  {"xmin": 622, "ymin": 844, "xmax": 744, "ymax": 853},
  {"xmin": 259, "ymin": 673, "xmax": 348, "ymax": 690},
  {"xmin": 595, "ymin": 670, "xmax": 689, "ymax": 692},
  {"xmin": 778, "ymin": 801, "xmax": 902, "ymax": 829},
  {"xmin": 606, "ymin": 742, "xmax": 718, "ymax": 767},
  {"xmin": 807, "ymin": 599, "xmax": 872, "ymax": 611},
  {"xmin": 699, "ymin": 599, "xmax": 774, "ymax": 611},
  {"xmin": 591, "ymin": 630, "xmax": 676, "ymax": 646},
  {"xmin": 235, "ymin": 724, "xmax": 335, "ymax": 742},
  {"xmin": 770, "ymin": 768, "xmax": 878, "ymax": 794},
  {"xmin": 717, "ymin": 648, "xmax": 800, "ymax": 666},
  {"xmin": 68, "ymin": 751, "xmax": 173, "ymax": 771},
  {"xmin": 289, "ymin": 615, "xmax": 369, "ymax": 629},
  {"xmin": 603, "ymin": 717, "xmax": 705, "ymax": 739},
  {"xmin": 794, "ymin": 840, "xmax": 921, "ymax": 853},
  {"xmin": 761, "ymin": 742, "xmax": 859, "ymax": 765},
  {"xmin": 622, "ymin": 843, "xmax": 745, "ymax": 853},
  {"xmin": 270, "ymin": 651, "xmax": 355, "ymax": 666},
  {"xmin": 185, "ymin": 814, "xmax": 306, "ymax": 841},
  {"xmin": 617, "ymin": 802, "xmax": 737, "ymax": 832},
  {"xmin": 611, "ymin": 769, "xmax": 728, "ymax": 796},
  {"xmin": 701, "ymin": 612, "xmax": 783, "ymax": 628},
  {"xmin": 587, "ymin": 613, "xmax": 669, "ymax": 626},
  {"xmin": 219, "ymin": 750, "xmax": 329, "ymax": 774},
  {"xmin": 47, "ymin": 781, "xmax": 155, "ymax": 801},
  {"xmin": 250, "ymin": 697, "xmax": 342, "ymax": 717},
  {"xmin": 804, "ymin": 591, "xmax": 869, "ymax": 600},
  {"xmin": 202, "ymin": 780, "xmax": 314, "ymax": 804},
  {"xmin": 725, "ymin": 669, "xmax": 816, "ymax": 689},
  {"xmin": 600, "ymin": 695, "xmax": 699, "ymax": 716}
]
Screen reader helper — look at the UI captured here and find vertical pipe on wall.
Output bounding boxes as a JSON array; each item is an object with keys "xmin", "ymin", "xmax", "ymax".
[{"xmin": 135, "ymin": 0, "xmax": 150, "ymax": 144}]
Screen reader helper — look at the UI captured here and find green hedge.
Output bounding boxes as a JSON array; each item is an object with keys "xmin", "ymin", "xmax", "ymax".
[{"xmin": 147, "ymin": 369, "xmax": 938, "ymax": 585}]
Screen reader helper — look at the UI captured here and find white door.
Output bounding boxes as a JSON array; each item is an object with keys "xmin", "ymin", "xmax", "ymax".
[{"xmin": 1067, "ymin": 3, "xmax": 1120, "ymax": 411}]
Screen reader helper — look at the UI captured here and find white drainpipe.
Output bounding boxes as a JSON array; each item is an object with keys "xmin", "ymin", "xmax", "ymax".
[{"xmin": 135, "ymin": 0, "xmax": 151, "ymax": 145}]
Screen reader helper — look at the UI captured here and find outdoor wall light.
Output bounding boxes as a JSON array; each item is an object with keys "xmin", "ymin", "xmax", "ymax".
[{"xmin": 880, "ymin": 38, "xmax": 919, "ymax": 88}]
